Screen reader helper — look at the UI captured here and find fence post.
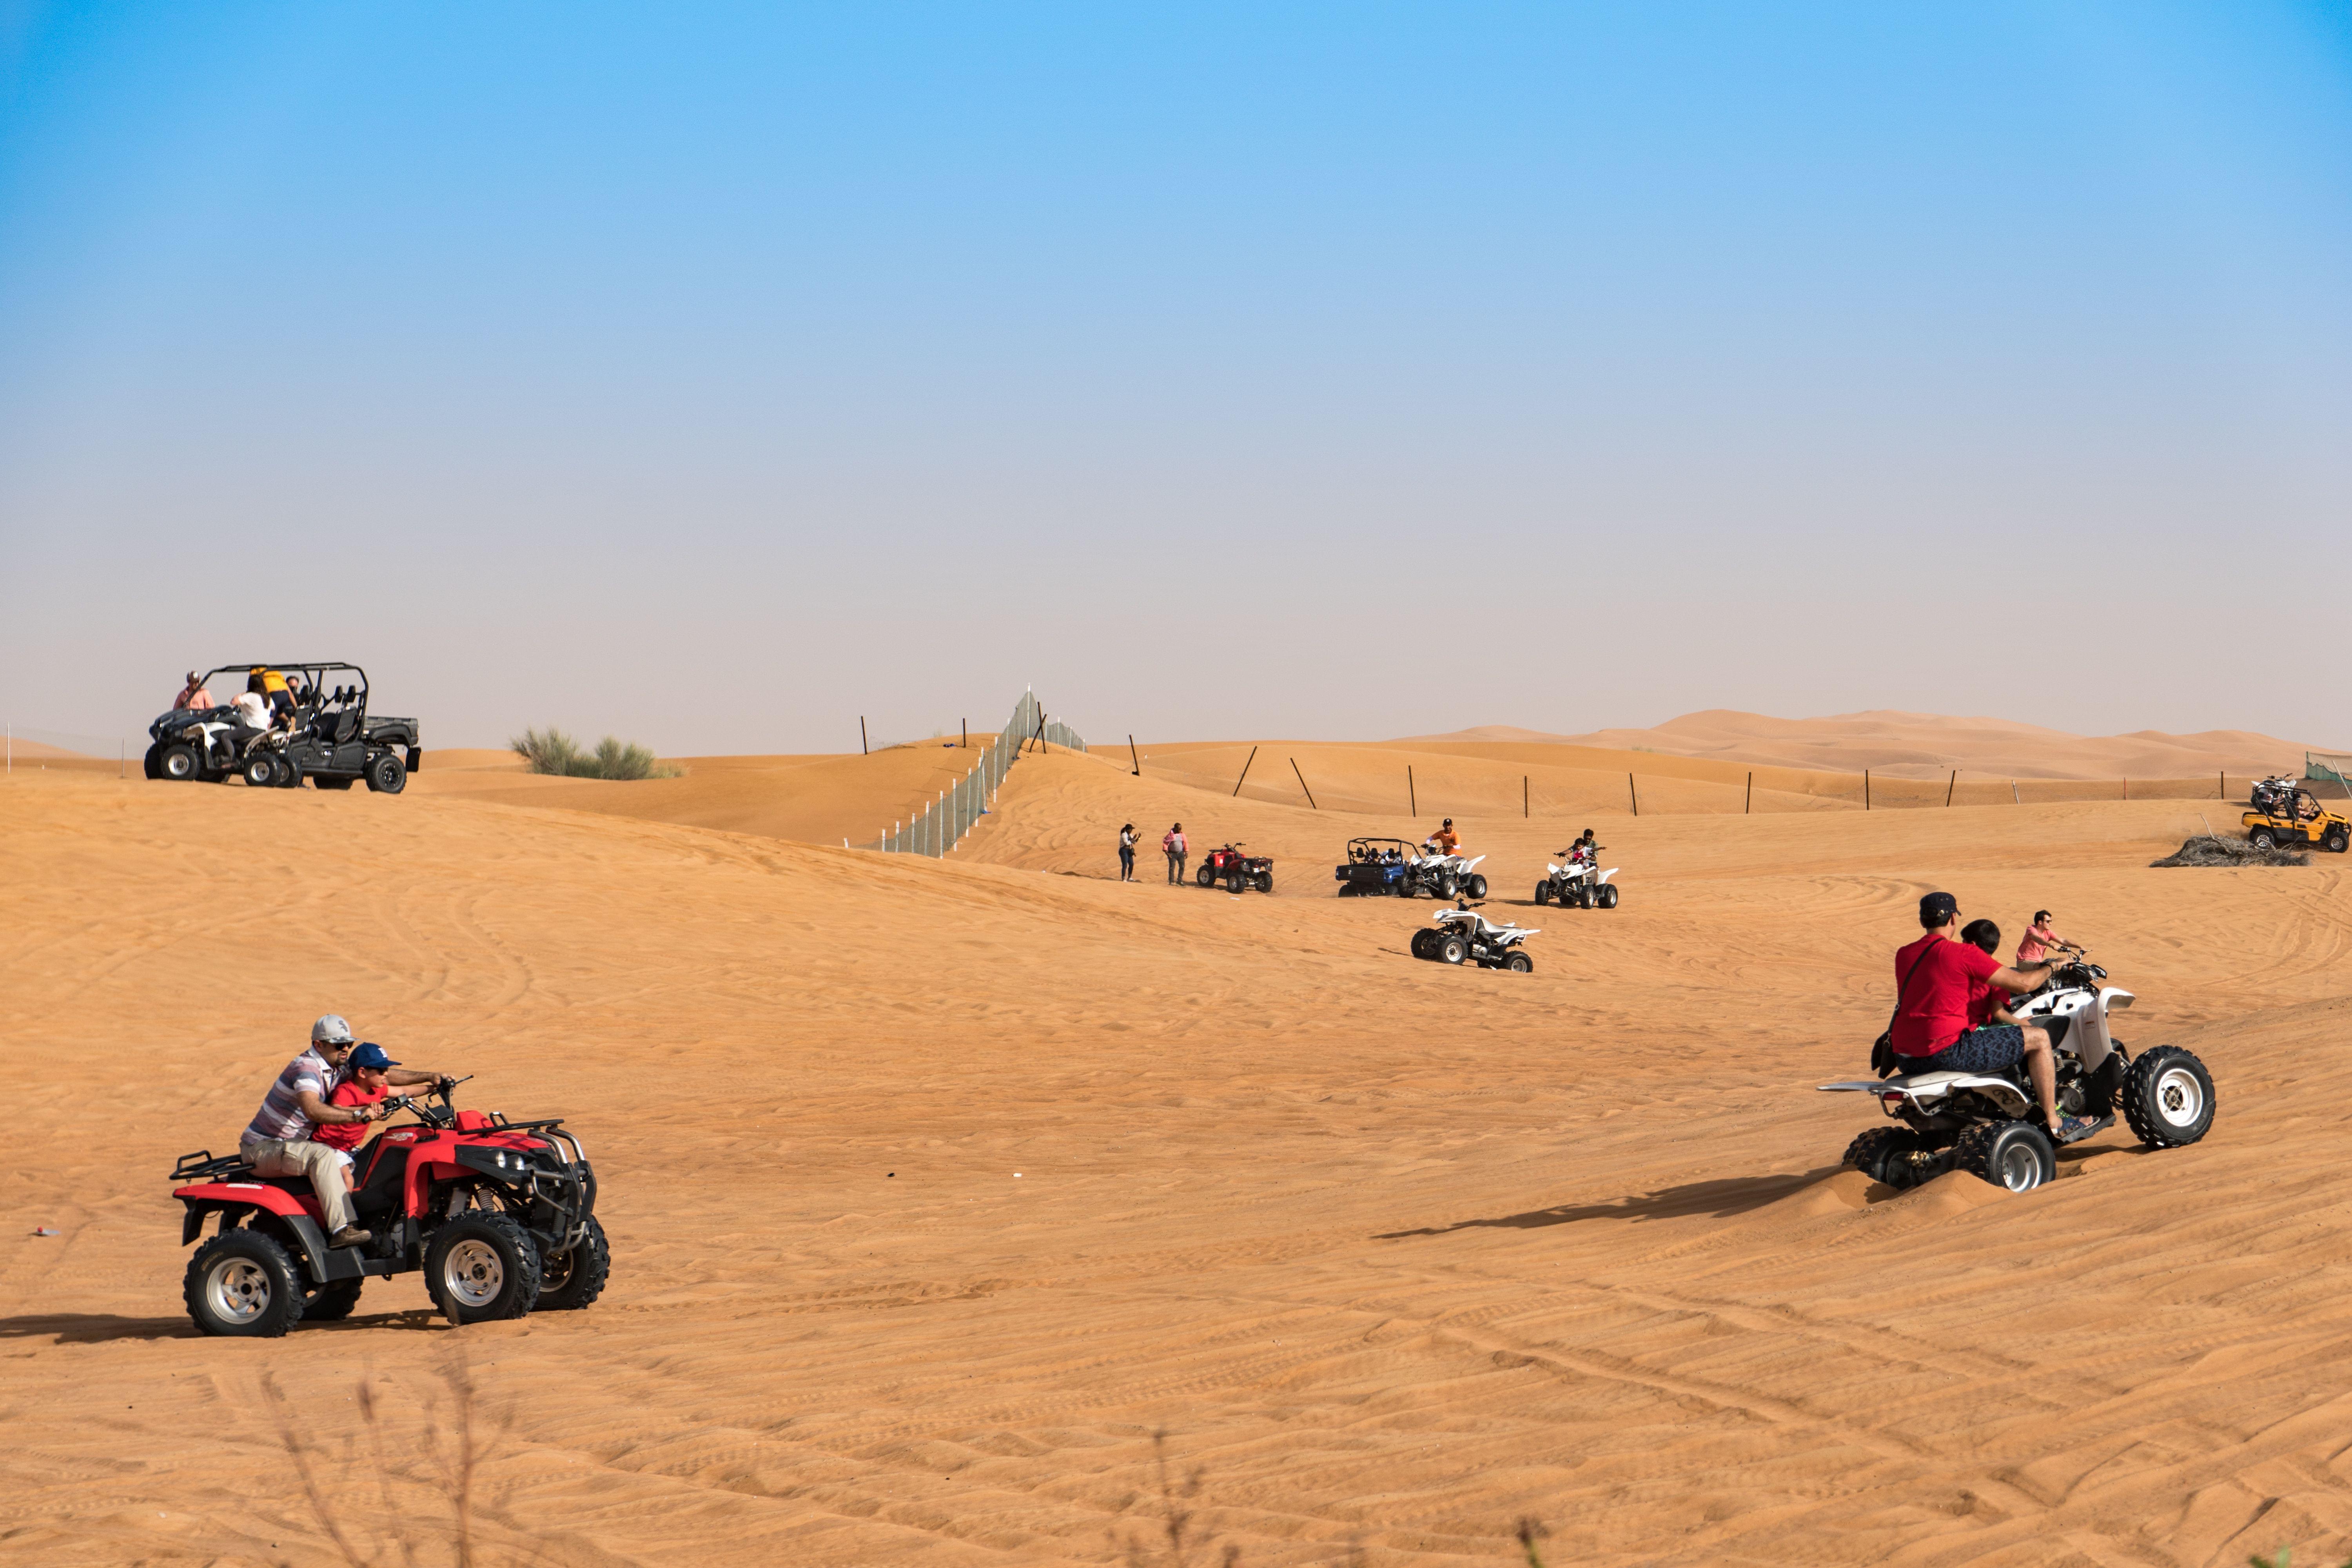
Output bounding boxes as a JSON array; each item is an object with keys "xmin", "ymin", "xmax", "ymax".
[
  {"xmin": 1523, "ymin": 775, "xmax": 1528, "ymax": 818},
  {"xmin": 1408, "ymin": 766, "xmax": 1416, "ymax": 816},
  {"xmin": 1628, "ymin": 772, "xmax": 1638, "ymax": 817},
  {"xmin": 2012, "ymin": 780, "xmax": 2019, "ymax": 805},
  {"xmin": 1745, "ymin": 771, "xmax": 1752, "ymax": 814},
  {"xmin": 861, "ymin": 717, "xmax": 868, "ymax": 755},
  {"xmin": 1232, "ymin": 746, "xmax": 1258, "ymax": 797},
  {"xmin": 1129, "ymin": 734, "xmax": 1141, "ymax": 775},
  {"xmin": 1946, "ymin": 769, "xmax": 1956, "ymax": 807},
  {"xmin": 1290, "ymin": 757, "xmax": 1318, "ymax": 809},
  {"xmin": 2220, "ymin": 770, "xmax": 2225, "ymax": 800},
  {"xmin": 2122, "ymin": 777, "xmax": 2128, "ymax": 802},
  {"xmin": 1864, "ymin": 769, "xmax": 1870, "ymax": 811}
]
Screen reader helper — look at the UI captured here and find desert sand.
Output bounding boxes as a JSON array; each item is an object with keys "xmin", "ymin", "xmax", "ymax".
[{"xmin": 4, "ymin": 722, "xmax": 2351, "ymax": 1567}]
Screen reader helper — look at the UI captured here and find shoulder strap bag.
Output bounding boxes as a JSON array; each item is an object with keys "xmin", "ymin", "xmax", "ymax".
[{"xmin": 1872, "ymin": 937, "xmax": 1942, "ymax": 1079}]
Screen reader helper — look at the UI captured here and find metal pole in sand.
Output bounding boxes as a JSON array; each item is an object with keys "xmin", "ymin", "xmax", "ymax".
[
  {"xmin": 1408, "ymin": 765, "xmax": 1416, "ymax": 816},
  {"xmin": 1129, "ymin": 734, "xmax": 1141, "ymax": 776},
  {"xmin": 1523, "ymin": 775, "xmax": 1528, "ymax": 818},
  {"xmin": 1865, "ymin": 770, "xmax": 1871, "ymax": 811},
  {"xmin": 1628, "ymin": 773, "xmax": 1638, "ymax": 817},
  {"xmin": 1946, "ymin": 769, "xmax": 1956, "ymax": 807},
  {"xmin": 861, "ymin": 717, "xmax": 869, "ymax": 755},
  {"xmin": 2012, "ymin": 780, "xmax": 2020, "ymax": 805},
  {"xmin": 1231, "ymin": 746, "xmax": 1257, "ymax": 797},
  {"xmin": 1290, "ymin": 757, "xmax": 1318, "ymax": 810},
  {"xmin": 1745, "ymin": 771, "xmax": 1752, "ymax": 814}
]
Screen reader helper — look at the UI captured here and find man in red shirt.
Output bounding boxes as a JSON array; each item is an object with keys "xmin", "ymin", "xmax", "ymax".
[{"xmin": 1893, "ymin": 892, "xmax": 2098, "ymax": 1143}]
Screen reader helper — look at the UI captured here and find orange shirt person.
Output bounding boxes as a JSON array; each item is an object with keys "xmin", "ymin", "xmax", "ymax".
[{"xmin": 1429, "ymin": 819, "xmax": 1459, "ymax": 854}]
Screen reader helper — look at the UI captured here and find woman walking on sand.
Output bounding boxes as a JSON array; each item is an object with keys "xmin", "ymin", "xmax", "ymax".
[
  {"xmin": 1163, "ymin": 822, "xmax": 1187, "ymax": 885},
  {"xmin": 1118, "ymin": 823, "xmax": 1137, "ymax": 881}
]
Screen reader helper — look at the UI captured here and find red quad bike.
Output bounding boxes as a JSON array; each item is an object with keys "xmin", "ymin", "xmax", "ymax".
[
  {"xmin": 171, "ymin": 1076, "xmax": 606, "ymax": 1337},
  {"xmin": 1194, "ymin": 842, "xmax": 1274, "ymax": 894}
]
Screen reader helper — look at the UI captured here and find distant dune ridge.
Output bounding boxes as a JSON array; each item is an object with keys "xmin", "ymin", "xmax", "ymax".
[{"xmin": 1399, "ymin": 708, "xmax": 2339, "ymax": 782}]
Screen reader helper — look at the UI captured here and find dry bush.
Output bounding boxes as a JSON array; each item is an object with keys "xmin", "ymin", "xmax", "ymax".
[
  {"xmin": 509, "ymin": 726, "xmax": 678, "ymax": 780},
  {"xmin": 2150, "ymin": 835, "xmax": 2309, "ymax": 868}
]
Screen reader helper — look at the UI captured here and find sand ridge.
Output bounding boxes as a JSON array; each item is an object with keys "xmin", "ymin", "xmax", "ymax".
[{"xmin": 4, "ymin": 733, "xmax": 2351, "ymax": 1565}]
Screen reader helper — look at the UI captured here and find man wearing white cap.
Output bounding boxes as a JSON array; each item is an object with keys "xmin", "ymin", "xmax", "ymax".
[{"xmin": 240, "ymin": 1014, "xmax": 450, "ymax": 1249}]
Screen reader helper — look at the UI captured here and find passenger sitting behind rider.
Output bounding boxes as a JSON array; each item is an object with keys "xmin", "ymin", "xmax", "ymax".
[
  {"xmin": 1894, "ymin": 893, "xmax": 2100, "ymax": 1145},
  {"xmin": 241, "ymin": 1016, "xmax": 451, "ymax": 1249}
]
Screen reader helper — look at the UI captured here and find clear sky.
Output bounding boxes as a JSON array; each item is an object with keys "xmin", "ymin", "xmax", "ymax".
[{"xmin": 4, "ymin": 3, "xmax": 2348, "ymax": 755}]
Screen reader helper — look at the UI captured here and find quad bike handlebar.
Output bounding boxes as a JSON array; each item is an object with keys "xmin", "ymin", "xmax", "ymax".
[{"xmin": 384, "ymin": 1074, "xmax": 473, "ymax": 1128}]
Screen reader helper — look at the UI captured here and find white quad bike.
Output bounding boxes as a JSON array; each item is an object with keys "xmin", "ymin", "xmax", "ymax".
[
  {"xmin": 1819, "ymin": 949, "xmax": 2216, "ymax": 1192},
  {"xmin": 1536, "ymin": 847, "xmax": 1618, "ymax": 909},
  {"xmin": 1410, "ymin": 902, "xmax": 1539, "ymax": 971},
  {"xmin": 1404, "ymin": 842, "xmax": 1488, "ymax": 901}
]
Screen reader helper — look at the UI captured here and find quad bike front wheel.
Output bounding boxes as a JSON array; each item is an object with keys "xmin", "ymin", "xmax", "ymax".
[
  {"xmin": 1534, "ymin": 883, "xmax": 1550, "ymax": 905},
  {"xmin": 2120, "ymin": 1045, "xmax": 2215, "ymax": 1148},
  {"xmin": 1503, "ymin": 949, "xmax": 1533, "ymax": 973},
  {"xmin": 1462, "ymin": 874, "xmax": 1488, "ymax": 900},
  {"xmin": 160, "ymin": 743, "xmax": 199, "ymax": 782},
  {"xmin": 243, "ymin": 754, "xmax": 277, "ymax": 788},
  {"xmin": 1253, "ymin": 872, "xmax": 1272, "ymax": 893},
  {"xmin": 535, "ymin": 1215, "xmax": 611, "ymax": 1311},
  {"xmin": 1436, "ymin": 934, "xmax": 1467, "ymax": 965},
  {"xmin": 1955, "ymin": 1121, "xmax": 2056, "ymax": 1192},
  {"xmin": 426, "ymin": 1213, "xmax": 543, "ymax": 1326},
  {"xmin": 184, "ymin": 1229, "xmax": 307, "ymax": 1338},
  {"xmin": 1196, "ymin": 864, "xmax": 1216, "ymax": 888},
  {"xmin": 1227, "ymin": 873, "xmax": 1245, "ymax": 894}
]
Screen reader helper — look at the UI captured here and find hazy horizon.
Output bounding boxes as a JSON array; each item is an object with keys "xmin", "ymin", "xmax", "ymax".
[{"xmin": 5, "ymin": 4, "xmax": 2349, "ymax": 755}]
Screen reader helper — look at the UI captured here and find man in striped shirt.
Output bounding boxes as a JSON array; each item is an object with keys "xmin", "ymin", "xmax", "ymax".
[{"xmin": 241, "ymin": 1014, "xmax": 450, "ymax": 1249}]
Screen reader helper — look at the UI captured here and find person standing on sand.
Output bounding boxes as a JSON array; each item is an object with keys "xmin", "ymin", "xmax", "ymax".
[
  {"xmin": 2015, "ymin": 910, "xmax": 2079, "ymax": 968},
  {"xmin": 1893, "ymin": 892, "xmax": 2099, "ymax": 1144},
  {"xmin": 1118, "ymin": 823, "xmax": 1137, "ymax": 882},
  {"xmin": 1163, "ymin": 822, "xmax": 1187, "ymax": 885}
]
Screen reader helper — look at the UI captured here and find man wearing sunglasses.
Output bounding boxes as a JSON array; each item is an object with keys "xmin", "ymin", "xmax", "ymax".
[{"xmin": 240, "ymin": 1015, "xmax": 451, "ymax": 1249}]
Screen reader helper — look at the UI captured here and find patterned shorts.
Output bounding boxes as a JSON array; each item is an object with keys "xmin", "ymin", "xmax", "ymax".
[{"xmin": 1909, "ymin": 1026, "xmax": 2025, "ymax": 1074}]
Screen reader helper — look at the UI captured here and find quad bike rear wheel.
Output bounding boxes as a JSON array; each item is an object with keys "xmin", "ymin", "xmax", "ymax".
[
  {"xmin": 535, "ymin": 1215, "xmax": 611, "ymax": 1311},
  {"xmin": 1462, "ymin": 874, "xmax": 1488, "ymax": 900},
  {"xmin": 1842, "ymin": 1126, "xmax": 1922, "ymax": 1184},
  {"xmin": 365, "ymin": 752, "xmax": 407, "ymax": 794},
  {"xmin": 184, "ymin": 1228, "xmax": 306, "ymax": 1338},
  {"xmin": 1503, "ymin": 949, "xmax": 1533, "ymax": 973},
  {"xmin": 303, "ymin": 1279, "xmax": 366, "ymax": 1322},
  {"xmin": 2119, "ymin": 1045, "xmax": 2215, "ymax": 1148},
  {"xmin": 1410, "ymin": 929, "xmax": 1436, "ymax": 960},
  {"xmin": 1955, "ymin": 1121, "xmax": 2056, "ymax": 1192},
  {"xmin": 273, "ymin": 753, "xmax": 303, "ymax": 789},
  {"xmin": 1436, "ymin": 934, "xmax": 1467, "ymax": 965},
  {"xmin": 160, "ymin": 743, "xmax": 199, "ymax": 782},
  {"xmin": 243, "ymin": 754, "xmax": 277, "ymax": 788},
  {"xmin": 426, "ymin": 1213, "xmax": 543, "ymax": 1326},
  {"xmin": 1598, "ymin": 883, "xmax": 1620, "ymax": 909}
]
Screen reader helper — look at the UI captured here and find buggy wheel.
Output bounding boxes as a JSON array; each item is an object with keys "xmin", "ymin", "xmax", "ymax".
[
  {"xmin": 2249, "ymin": 828, "xmax": 2278, "ymax": 850},
  {"xmin": 2327, "ymin": 828, "xmax": 2349, "ymax": 854},
  {"xmin": 2120, "ymin": 1045, "xmax": 2215, "ymax": 1148},
  {"xmin": 535, "ymin": 1215, "xmax": 610, "ymax": 1311},
  {"xmin": 1196, "ymin": 864, "xmax": 1216, "ymax": 888},
  {"xmin": 365, "ymin": 752, "xmax": 407, "ymax": 794},
  {"xmin": 303, "ymin": 1279, "xmax": 365, "ymax": 1322},
  {"xmin": 1598, "ymin": 883, "xmax": 1620, "ymax": 909},
  {"xmin": 243, "ymin": 754, "xmax": 277, "ymax": 788},
  {"xmin": 425, "ymin": 1213, "xmax": 543, "ymax": 1325},
  {"xmin": 1503, "ymin": 949, "xmax": 1533, "ymax": 973},
  {"xmin": 1254, "ymin": 871, "xmax": 1272, "ymax": 893},
  {"xmin": 142, "ymin": 743, "xmax": 164, "ymax": 780},
  {"xmin": 1534, "ymin": 883, "xmax": 1550, "ymax": 905},
  {"xmin": 1462, "ymin": 874, "xmax": 1487, "ymax": 900},
  {"xmin": 1955, "ymin": 1121, "xmax": 2055, "ymax": 1192},
  {"xmin": 160, "ymin": 743, "xmax": 199, "ymax": 782},
  {"xmin": 1436, "ymin": 934, "xmax": 1467, "ymax": 965},
  {"xmin": 184, "ymin": 1229, "xmax": 305, "ymax": 1338}
]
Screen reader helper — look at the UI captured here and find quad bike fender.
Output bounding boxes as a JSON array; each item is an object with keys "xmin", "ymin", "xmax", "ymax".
[
  {"xmin": 1598, "ymin": 867, "xmax": 1618, "ymax": 884},
  {"xmin": 172, "ymin": 1186, "xmax": 356, "ymax": 1283},
  {"xmin": 1818, "ymin": 1071, "xmax": 2034, "ymax": 1116}
]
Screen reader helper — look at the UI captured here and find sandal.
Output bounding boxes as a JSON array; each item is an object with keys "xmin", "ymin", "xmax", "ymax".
[{"xmin": 2049, "ymin": 1113, "xmax": 2110, "ymax": 1145}]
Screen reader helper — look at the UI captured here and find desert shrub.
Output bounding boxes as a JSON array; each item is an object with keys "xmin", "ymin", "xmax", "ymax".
[
  {"xmin": 2151, "ymin": 835, "xmax": 2308, "ymax": 868},
  {"xmin": 510, "ymin": 726, "xmax": 678, "ymax": 780}
]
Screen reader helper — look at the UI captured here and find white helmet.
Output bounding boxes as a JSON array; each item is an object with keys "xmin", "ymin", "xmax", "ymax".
[{"xmin": 311, "ymin": 1013, "xmax": 354, "ymax": 1047}]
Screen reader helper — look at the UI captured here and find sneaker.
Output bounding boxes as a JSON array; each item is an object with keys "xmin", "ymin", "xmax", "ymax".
[
  {"xmin": 2050, "ymin": 1114, "xmax": 2110, "ymax": 1146},
  {"xmin": 328, "ymin": 1225, "xmax": 373, "ymax": 1248}
]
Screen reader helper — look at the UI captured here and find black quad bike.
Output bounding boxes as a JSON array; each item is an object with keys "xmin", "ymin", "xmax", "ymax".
[
  {"xmin": 1196, "ymin": 842, "xmax": 1274, "ymax": 893},
  {"xmin": 171, "ymin": 1076, "xmax": 606, "ymax": 1336},
  {"xmin": 1819, "ymin": 950, "xmax": 2215, "ymax": 1193},
  {"xmin": 146, "ymin": 661, "xmax": 421, "ymax": 793}
]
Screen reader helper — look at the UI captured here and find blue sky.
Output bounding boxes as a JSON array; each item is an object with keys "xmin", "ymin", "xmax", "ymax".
[{"xmin": 3, "ymin": 3, "xmax": 2348, "ymax": 753}]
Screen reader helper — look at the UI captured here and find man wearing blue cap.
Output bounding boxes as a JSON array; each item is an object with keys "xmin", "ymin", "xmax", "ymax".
[{"xmin": 241, "ymin": 1016, "xmax": 451, "ymax": 1249}]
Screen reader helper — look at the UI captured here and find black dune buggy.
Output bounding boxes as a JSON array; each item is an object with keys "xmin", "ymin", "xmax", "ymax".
[
  {"xmin": 1196, "ymin": 842, "xmax": 1274, "ymax": 893},
  {"xmin": 147, "ymin": 662, "xmax": 421, "ymax": 793}
]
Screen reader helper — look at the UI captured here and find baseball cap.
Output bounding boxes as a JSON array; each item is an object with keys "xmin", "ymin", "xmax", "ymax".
[
  {"xmin": 348, "ymin": 1042, "xmax": 400, "ymax": 1071},
  {"xmin": 1918, "ymin": 891, "xmax": 1958, "ymax": 925},
  {"xmin": 311, "ymin": 1014, "xmax": 355, "ymax": 1047}
]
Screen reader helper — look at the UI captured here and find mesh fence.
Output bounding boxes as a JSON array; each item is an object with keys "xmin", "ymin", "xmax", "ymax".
[
  {"xmin": 866, "ymin": 690, "xmax": 1086, "ymax": 856},
  {"xmin": 2308, "ymin": 752, "xmax": 2352, "ymax": 798}
]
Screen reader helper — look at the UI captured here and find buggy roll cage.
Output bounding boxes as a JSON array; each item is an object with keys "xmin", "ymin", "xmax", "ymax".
[
  {"xmin": 1344, "ymin": 837, "xmax": 1421, "ymax": 862},
  {"xmin": 192, "ymin": 663, "xmax": 372, "ymax": 710}
]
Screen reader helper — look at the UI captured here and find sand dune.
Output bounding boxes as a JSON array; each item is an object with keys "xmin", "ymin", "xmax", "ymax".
[
  {"xmin": 1408, "ymin": 709, "xmax": 2337, "ymax": 782},
  {"xmin": 5, "ymin": 730, "xmax": 2352, "ymax": 1566}
]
